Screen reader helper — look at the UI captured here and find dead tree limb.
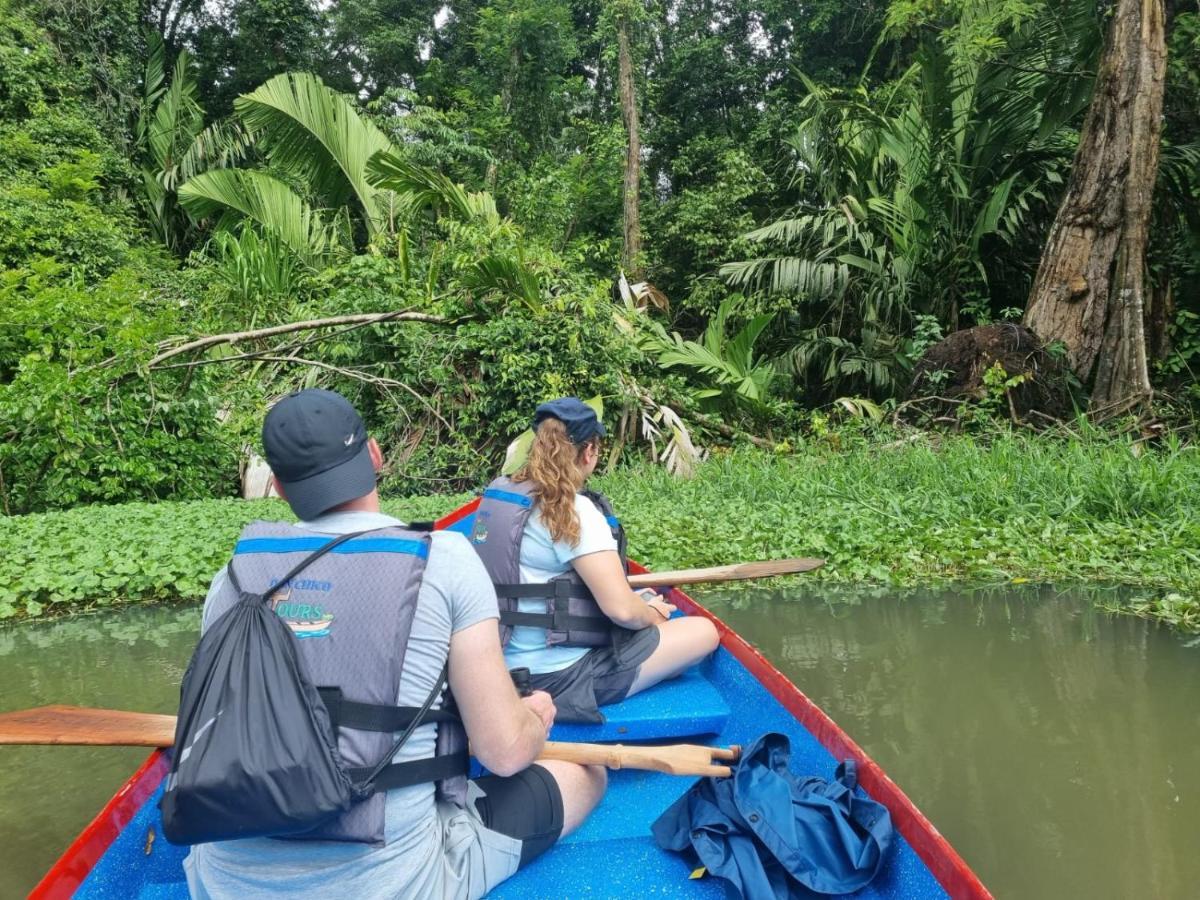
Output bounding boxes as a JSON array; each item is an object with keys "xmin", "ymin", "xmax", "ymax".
[
  {"xmin": 146, "ymin": 310, "xmax": 451, "ymax": 368},
  {"xmin": 247, "ymin": 356, "xmax": 456, "ymax": 434}
]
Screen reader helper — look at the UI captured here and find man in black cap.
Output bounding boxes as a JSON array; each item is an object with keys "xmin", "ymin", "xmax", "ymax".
[{"xmin": 185, "ymin": 389, "xmax": 605, "ymax": 900}]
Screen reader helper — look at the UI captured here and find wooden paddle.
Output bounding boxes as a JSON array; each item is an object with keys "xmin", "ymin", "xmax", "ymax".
[
  {"xmin": 626, "ymin": 557, "xmax": 823, "ymax": 589},
  {"xmin": 0, "ymin": 706, "xmax": 741, "ymax": 778}
]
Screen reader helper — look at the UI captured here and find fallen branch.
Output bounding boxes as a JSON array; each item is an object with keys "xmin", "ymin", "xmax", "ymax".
[
  {"xmin": 879, "ymin": 432, "xmax": 927, "ymax": 450},
  {"xmin": 146, "ymin": 310, "xmax": 451, "ymax": 368},
  {"xmin": 691, "ymin": 411, "xmax": 774, "ymax": 449},
  {"xmin": 1087, "ymin": 390, "xmax": 1155, "ymax": 424},
  {"xmin": 890, "ymin": 395, "xmax": 967, "ymax": 429},
  {"xmin": 248, "ymin": 356, "xmax": 456, "ymax": 435}
]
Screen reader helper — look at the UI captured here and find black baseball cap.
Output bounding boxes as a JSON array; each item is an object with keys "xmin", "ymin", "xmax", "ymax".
[
  {"xmin": 262, "ymin": 389, "xmax": 375, "ymax": 520},
  {"xmin": 533, "ymin": 397, "xmax": 607, "ymax": 445}
]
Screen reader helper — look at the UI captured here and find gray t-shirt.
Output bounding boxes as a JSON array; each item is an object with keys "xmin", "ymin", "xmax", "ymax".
[{"xmin": 185, "ymin": 510, "xmax": 520, "ymax": 900}]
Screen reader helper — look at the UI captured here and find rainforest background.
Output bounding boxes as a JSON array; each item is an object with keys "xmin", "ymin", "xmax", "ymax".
[{"xmin": 1, "ymin": 0, "xmax": 1199, "ymax": 626}]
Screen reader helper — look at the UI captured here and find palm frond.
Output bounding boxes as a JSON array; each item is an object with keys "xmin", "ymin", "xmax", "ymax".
[
  {"xmin": 235, "ymin": 73, "xmax": 397, "ymax": 236},
  {"xmin": 146, "ymin": 49, "xmax": 203, "ymax": 173},
  {"xmin": 468, "ymin": 254, "xmax": 543, "ymax": 312},
  {"xmin": 640, "ymin": 403, "xmax": 705, "ymax": 478},
  {"xmin": 366, "ymin": 152, "xmax": 502, "ymax": 228},
  {"xmin": 178, "ymin": 169, "xmax": 340, "ymax": 268},
  {"xmin": 165, "ymin": 120, "xmax": 253, "ymax": 191},
  {"xmin": 655, "ymin": 297, "xmax": 776, "ymax": 408}
]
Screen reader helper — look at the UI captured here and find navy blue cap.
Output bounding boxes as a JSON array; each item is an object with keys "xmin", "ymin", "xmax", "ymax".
[
  {"xmin": 262, "ymin": 389, "xmax": 375, "ymax": 520},
  {"xmin": 532, "ymin": 397, "xmax": 606, "ymax": 445}
]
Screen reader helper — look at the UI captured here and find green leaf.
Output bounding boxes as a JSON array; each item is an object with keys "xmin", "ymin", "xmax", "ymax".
[
  {"xmin": 235, "ymin": 73, "xmax": 397, "ymax": 236},
  {"xmin": 178, "ymin": 169, "xmax": 337, "ymax": 267}
]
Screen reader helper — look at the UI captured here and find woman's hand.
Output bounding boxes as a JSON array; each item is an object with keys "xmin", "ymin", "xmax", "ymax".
[
  {"xmin": 638, "ymin": 587, "xmax": 676, "ymax": 620},
  {"xmin": 573, "ymin": 552, "xmax": 677, "ymax": 628},
  {"xmin": 646, "ymin": 597, "xmax": 677, "ymax": 621}
]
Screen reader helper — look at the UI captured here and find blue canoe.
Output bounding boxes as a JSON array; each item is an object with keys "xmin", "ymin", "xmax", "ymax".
[{"xmin": 33, "ymin": 499, "xmax": 990, "ymax": 899}]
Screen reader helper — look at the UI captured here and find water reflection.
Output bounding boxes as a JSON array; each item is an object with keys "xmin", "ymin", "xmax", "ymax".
[
  {"xmin": 1, "ymin": 591, "xmax": 1196, "ymax": 898},
  {"xmin": 0, "ymin": 605, "xmax": 200, "ymax": 895},
  {"xmin": 702, "ymin": 584, "xmax": 1199, "ymax": 900}
]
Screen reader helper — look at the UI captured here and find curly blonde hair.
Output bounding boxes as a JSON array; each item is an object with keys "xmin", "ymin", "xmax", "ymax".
[{"xmin": 513, "ymin": 417, "xmax": 596, "ymax": 546}]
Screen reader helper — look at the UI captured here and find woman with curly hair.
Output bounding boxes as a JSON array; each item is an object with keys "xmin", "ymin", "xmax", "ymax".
[{"xmin": 470, "ymin": 397, "xmax": 719, "ymax": 723}]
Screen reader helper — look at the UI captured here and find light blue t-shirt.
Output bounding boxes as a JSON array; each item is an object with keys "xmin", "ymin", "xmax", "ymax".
[{"xmin": 503, "ymin": 493, "xmax": 619, "ymax": 675}]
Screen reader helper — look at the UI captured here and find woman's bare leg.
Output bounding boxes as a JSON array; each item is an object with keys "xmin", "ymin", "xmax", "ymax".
[{"xmin": 627, "ymin": 616, "xmax": 719, "ymax": 696}]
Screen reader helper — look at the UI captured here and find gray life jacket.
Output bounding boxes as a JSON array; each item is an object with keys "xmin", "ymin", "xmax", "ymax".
[
  {"xmin": 470, "ymin": 476, "xmax": 629, "ymax": 649},
  {"xmin": 204, "ymin": 521, "xmax": 468, "ymax": 844}
]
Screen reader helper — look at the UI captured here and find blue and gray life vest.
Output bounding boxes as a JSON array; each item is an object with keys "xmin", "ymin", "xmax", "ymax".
[
  {"xmin": 470, "ymin": 476, "xmax": 629, "ymax": 648},
  {"xmin": 204, "ymin": 521, "xmax": 468, "ymax": 844}
]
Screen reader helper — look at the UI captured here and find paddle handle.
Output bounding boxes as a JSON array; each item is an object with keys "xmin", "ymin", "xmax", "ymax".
[
  {"xmin": 539, "ymin": 740, "xmax": 739, "ymax": 778},
  {"xmin": 627, "ymin": 557, "xmax": 824, "ymax": 589},
  {"xmin": 0, "ymin": 707, "xmax": 739, "ymax": 778}
]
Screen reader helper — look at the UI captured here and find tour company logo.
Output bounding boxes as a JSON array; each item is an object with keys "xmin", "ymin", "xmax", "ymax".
[
  {"xmin": 471, "ymin": 510, "xmax": 491, "ymax": 544},
  {"xmin": 269, "ymin": 586, "xmax": 335, "ymax": 639}
]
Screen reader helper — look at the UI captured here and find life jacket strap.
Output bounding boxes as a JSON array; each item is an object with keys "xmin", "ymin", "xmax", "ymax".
[
  {"xmin": 347, "ymin": 750, "xmax": 471, "ymax": 793},
  {"xmin": 498, "ymin": 609, "xmax": 613, "ymax": 634},
  {"xmin": 316, "ymin": 687, "xmax": 462, "ymax": 733},
  {"xmin": 493, "ymin": 580, "xmax": 574, "ymax": 600}
]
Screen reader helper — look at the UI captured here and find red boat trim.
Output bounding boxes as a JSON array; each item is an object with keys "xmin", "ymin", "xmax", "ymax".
[
  {"xmin": 38, "ymin": 499, "xmax": 989, "ymax": 899},
  {"xmin": 655, "ymin": 569, "xmax": 992, "ymax": 900},
  {"xmin": 433, "ymin": 496, "xmax": 480, "ymax": 532},
  {"xmin": 30, "ymin": 749, "xmax": 170, "ymax": 900}
]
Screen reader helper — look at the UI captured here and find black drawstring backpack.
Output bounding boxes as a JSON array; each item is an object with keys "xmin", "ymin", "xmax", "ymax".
[{"xmin": 160, "ymin": 531, "xmax": 442, "ymax": 845}]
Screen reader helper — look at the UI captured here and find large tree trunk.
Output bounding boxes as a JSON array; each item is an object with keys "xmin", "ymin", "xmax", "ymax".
[
  {"xmin": 1023, "ymin": 0, "xmax": 1167, "ymax": 414},
  {"xmin": 617, "ymin": 9, "xmax": 642, "ymax": 277}
]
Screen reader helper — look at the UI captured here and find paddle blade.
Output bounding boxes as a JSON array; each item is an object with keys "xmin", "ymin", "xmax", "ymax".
[
  {"xmin": 626, "ymin": 557, "xmax": 824, "ymax": 589},
  {"xmin": 0, "ymin": 705, "xmax": 176, "ymax": 747}
]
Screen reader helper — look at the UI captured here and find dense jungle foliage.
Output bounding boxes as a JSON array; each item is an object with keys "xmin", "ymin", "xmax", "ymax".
[{"xmin": 1, "ymin": 0, "xmax": 1198, "ymax": 517}]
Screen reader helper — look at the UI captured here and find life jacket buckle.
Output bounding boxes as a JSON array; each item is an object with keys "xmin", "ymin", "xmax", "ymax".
[{"xmin": 551, "ymin": 578, "xmax": 572, "ymax": 631}]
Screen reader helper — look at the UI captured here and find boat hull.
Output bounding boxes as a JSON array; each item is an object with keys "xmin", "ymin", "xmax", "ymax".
[{"xmin": 33, "ymin": 498, "xmax": 989, "ymax": 899}]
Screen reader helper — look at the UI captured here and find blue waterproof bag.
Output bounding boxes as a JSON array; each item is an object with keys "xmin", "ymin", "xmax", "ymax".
[{"xmin": 652, "ymin": 732, "xmax": 893, "ymax": 898}]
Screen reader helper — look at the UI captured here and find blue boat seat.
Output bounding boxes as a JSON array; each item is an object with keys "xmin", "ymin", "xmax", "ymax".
[
  {"xmin": 548, "ymin": 666, "xmax": 729, "ymax": 743},
  {"xmin": 561, "ymin": 768, "xmax": 690, "ymax": 844}
]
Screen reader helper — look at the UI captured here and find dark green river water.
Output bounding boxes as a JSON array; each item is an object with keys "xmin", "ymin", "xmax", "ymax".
[{"xmin": 0, "ymin": 587, "xmax": 1196, "ymax": 897}]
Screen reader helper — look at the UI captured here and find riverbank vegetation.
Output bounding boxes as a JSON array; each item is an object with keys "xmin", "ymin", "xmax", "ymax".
[
  {"xmin": 1, "ymin": 1, "xmax": 1198, "ymax": 629},
  {"xmin": 4, "ymin": 436, "xmax": 1198, "ymax": 631}
]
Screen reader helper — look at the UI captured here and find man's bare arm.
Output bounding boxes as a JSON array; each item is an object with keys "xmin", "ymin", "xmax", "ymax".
[{"xmin": 448, "ymin": 618, "xmax": 550, "ymax": 776}]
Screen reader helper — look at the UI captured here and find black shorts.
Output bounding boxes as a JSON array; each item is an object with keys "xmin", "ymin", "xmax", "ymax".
[
  {"xmin": 472, "ymin": 764, "xmax": 564, "ymax": 867},
  {"xmin": 528, "ymin": 625, "xmax": 661, "ymax": 723}
]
